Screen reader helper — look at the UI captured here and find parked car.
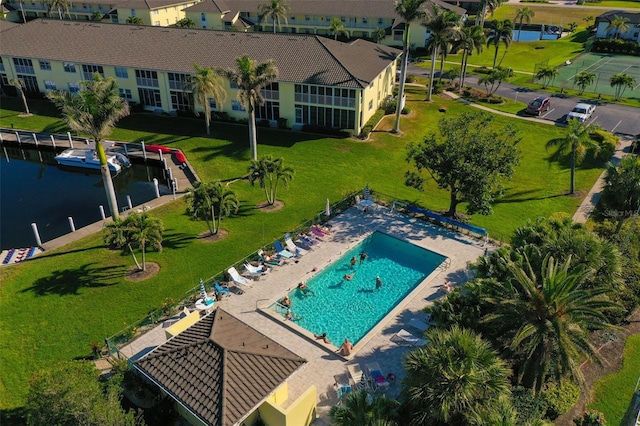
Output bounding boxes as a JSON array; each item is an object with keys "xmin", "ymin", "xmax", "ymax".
[
  {"xmin": 526, "ymin": 97, "xmax": 551, "ymax": 115},
  {"xmin": 567, "ymin": 103, "xmax": 596, "ymax": 123}
]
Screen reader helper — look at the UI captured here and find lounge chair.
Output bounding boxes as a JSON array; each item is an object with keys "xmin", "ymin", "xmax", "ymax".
[
  {"xmin": 244, "ymin": 262, "xmax": 270, "ymax": 277},
  {"xmin": 334, "ymin": 373, "xmax": 352, "ymax": 405},
  {"xmin": 393, "ymin": 328, "xmax": 426, "ymax": 346},
  {"xmin": 409, "ymin": 317, "xmax": 430, "ymax": 333},
  {"xmin": 227, "ymin": 267, "xmax": 253, "ymax": 288},
  {"xmin": 298, "ymin": 233, "xmax": 319, "ymax": 246},
  {"xmin": 365, "ymin": 362, "xmax": 390, "ymax": 392},
  {"xmin": 285, "ymin": 233, "xmax": 308, "ymax": 255},
  {"xmin": 347, "ymin": 364, "xmax": 370, "ymax": 391},
  {"xmin": 310, "ymin": 227, "xmax": 326, "ymax": 239},
  {"xmin": 214, "ymin": 282, "xmax": 231, "ymax": 297},
  {"xmin": 273, "ymin": 240, "xmax": 296, "ymax": 258},
  {"xmin": 257, "ymin": 249, "xmax": 286, "ymax": 266}
]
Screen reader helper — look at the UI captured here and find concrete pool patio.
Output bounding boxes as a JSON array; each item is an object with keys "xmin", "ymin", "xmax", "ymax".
[{"xmin": 120, "ymin": 204, "xmax": 490, "ymax": 424}]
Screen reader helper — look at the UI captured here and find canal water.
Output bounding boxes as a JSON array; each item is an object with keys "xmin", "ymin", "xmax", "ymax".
[{"xmin": 0, "ymin": 145, "xmax": 169, "ymax": 250}]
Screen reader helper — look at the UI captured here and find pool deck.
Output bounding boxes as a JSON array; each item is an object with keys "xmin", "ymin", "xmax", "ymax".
[{"xmin": 120, "ymin": 205, "xmax": 490, "ymax": 424}]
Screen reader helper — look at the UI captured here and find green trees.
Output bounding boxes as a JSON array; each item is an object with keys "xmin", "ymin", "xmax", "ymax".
[
  {"xmin": 514, "ymin": 7, "xmax": 535, "ymax": 42},
  {"xmin": 486, "ymin": 19, "xmax": 513, "ymax": 69},
  {"xmin": 186, "ymin": 64, "xmax": 227, "ymax": 136},
  {"xmin": 476, "ymin": 0, "xmax": 502, "ymax": 27},
  {"xmin": 392, "ymin": 0, "xmax": 428, "ymax": 133},
  {"xmin": 481, "ymin": 254, "xmax": 619, "ymax": 393},
  {"xmin": 126, "ymin": 16, "xmax": 144, "ymax": 25},
  {"xmin": 330, "ymin": 389, "xmax": 399, "ymax": 426},
  {"xmin": 90, "ymin": 11, "xmax": 104, "ymax": 21},
  {"xmin": 48, "ymin": 0, "xmax": 70, "ymax": 19},
  {"xmin": 535, "ymin": 66, "xmax": 558, "ymax": 89},
  {"xmin": 601, "ymin": 156, "xmax": 640, "ymax": 232},
  {"xmin": 185, "ymin": 181, "xmax": 239, "ymax": 236},
  {"xmin": 24, "ymin": 360, "xmax": 139, "ymax": 425},
  {"xmin": 221, "ymin": 56, "xmax": 278, "ymax": 160},
  {"xmin": 248, "ymin": 155, "xmax": 294, "ymax": 206},
  {"xmin": 372, "ymin": 27, "xmax": 387, "ymax": 43},
  {"xmin": 176, "ymin": 17, "xmax": 196, "ymax": 28},
  {"xmin": 258, "ymin": 0, "xmax": 290, "ymax": 33},
  {"xmin": 609, "ymin": 73, "xmax": 636, "ymax": 101},
  {"xmin": 103, "ymin": 212, "xmax": 164, "ymax": 272},
  {"xmin": 424, "ymin": 8, "xmax": 461, "ymax": 100},
  {"xmin": 454, "ymin": 25, "xmax": 486, "ymax": 93},
  {"xmin": 401, "ymin": 326, "xmax": 511, "ymax": 425},
  {"xmin": 605, "ymin": 15, "xmax": 630, "ymax": 39},
  {"xmin": 546, "ymin": 118, "xmax": 600, "ymax": 195},
  {"xmin": 47, "ymin": 74, "xmax": 131, "ymax": 220},
  {"xmin": 9, "ymin": 78, "xmax": 30, "ymax": 115},
  {"xmin": 329, "ymin": 17, "xmax": 348, "ymax": 40},
  {"xmin": 405, "ymin": 112, "xmax": 520, "ymax": 217},
  {"xmin": 574, "ymin": 71, "xmax": 596, "ymax": 95},
  {"xmin": 478, "ymin": 68, "xmax": 510, "ymax": 95}
]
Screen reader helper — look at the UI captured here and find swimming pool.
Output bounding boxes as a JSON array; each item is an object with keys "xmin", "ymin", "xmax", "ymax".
[{"xmin": 269, "ymin": 231, "xmax": 446, "ymax": 346}]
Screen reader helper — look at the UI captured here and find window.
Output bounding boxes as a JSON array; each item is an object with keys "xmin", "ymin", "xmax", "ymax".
[
  {"xmin": 44, "ymin": 80, "xmax": 56, "ymax": 90},
  {"xmin": 305, "ymin": 15, "xmax": 310, "ymax": 21},
  {"xmin": 68, "ymin": 82, "xmax": 80, "ymax": 94},
  {"xmin": 82, "ymin": 64, "xmax": 104, "ymax": 80},
  {"xmin": 170, "ymin": 91, "xmax": 192, "ymax": 111},
  {"xmin": 119, "ymin": 88, "xmax": 133, "ymax": 100},
  {"xmin": 153, "ymin": 9, "xmax": 158, "ymax": 15},
  {"xmin": 64, "ymin": 62, "xmax": 76, "ymax": 73},
  {"xmin": 229, "ymin": 80, "xmax": 238, "ymax": 89},
  {"xmin": 341, "ymin": 17, "xmax": 345, "ymax": 22},
  {"xmin": 369, "ymin": 99, "xmax": 373, "ymax": 110},
  {"xmin": 362, "ymin": 17, "xmax": 368, "ymax": 24},
  {"xmin": 295, "ymin": 104, "xmax": 355, "ymax": 129},
  {"xmin": 135, "ymin": 69, "xmax": 159, "ymax": 87},
  {"xmin": 232, "ymin": 100, "xmax": 245, "ymax": 111},
  {"xmin": 154, "ymin": 21, "xmax": 160, "ymax": 26},
  {"xmin": 208, "ymin": 98, "xmax": 217, "ymax": 110},
  {"xmin": 256, "ymin": 101, "xmax": 279, "ymax": 121},
  {"xmin": 378, "ymin": 18, "xmax": 383, "ymax": 24},
  {"xmin": 1, "ymin": 73, "xmax": 9, "ymax": 86},
  {"xmin": 201, "ymin": 12, "xmax": 206, "ymax": 21},
  {"xmin": 115, "ymin": 67, "xmax": 128, "ymax": 78},
  {"xmin": 168, "ymin": 72, "xmax": 189, "ymax": 90},
  {"xmin": 39, "ymin": 60, "xmax": 52, "ymax": 71},
  {"xmin": 13, "ymin": 58, "xmax": 34, "ymax": 74},
  {"xmin": 0, "ymin": 58, "xmax": 4, "ymax": 72},
  {"xmin": 130, "ymin": 9, "xmax": 135, "ymax": 16},
  {"xmin": 261, "ymin": 82, "xmax": 279, "ymax": 100},
  {"xmin": 138, "ymin": 88, "xmax": 162, "ymax": 107},
  {"xmin": 393, "ymin": 30, "xmax": 403, "ymax": 41}
]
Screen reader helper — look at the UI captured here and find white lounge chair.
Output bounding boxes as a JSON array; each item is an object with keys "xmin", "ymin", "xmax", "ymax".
[
  {"xmin": 228, "ymin": 267, "xmax": 253, "ymax": 288},
  {"xmin": 365, "ymin": 362, "xmax": 390, "ymax": 392},
  {"xmin": 273, "ymin": 241, "xmax": 296, "ymax": 258},
  {"xmin": 285, "ymin": 234, "xmax": 308, "ymax": 256},
  {"xmin": 244, "ymin": 262, "xmax": 270, "ymax": 277},
  {"xmin": 347, "ymin": 364, "xmax": 371, "ymax": 391},
  {"xmin": 409, "ymin": 317, "xmax": 430, "ymax": 332},
  {"xmin": 393, "ymin": 328, "xmax": 426, "ymax": 346}
]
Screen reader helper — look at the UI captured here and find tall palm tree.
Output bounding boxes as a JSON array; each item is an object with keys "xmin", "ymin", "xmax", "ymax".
[
  {"xmin": 258, "ymin": 0, "xmax": 290, "ymax": 33},
  {"xmin": 546, "ymin": 118, "xmax": 600, "ymax": 195},
  {"xmin": 476, "ymin": 0, "xmax": 502, "ymax": 27},
  {"xmin": 47, "ymin": 74, "xmax": 130, "ymax": 220},
  {"xmin": 392, "ymin": 0, "xmax": 428, "ymax": 134},
  {"xmin": 486, "ymin": 19, "xmax": 513, "ymax": 69},
  {"xmin": 605, "ymin": 15, "xmax": 630, "ymax": 39},
  {"xmin": 601, "ymin": 156, "xmax": 640, "ymax": 233},
  {"xmin": 424, "ymin": 7, "xmax": 461, "ymax": 100},
  {"xmin": 9, "ymin": 78, "xmax": 30, "ymax": 115},
  {"xmin": 126, "ymin": 212, "xmax": 163, "ymax": 272},
  {"xmin": 329, "ymin": 17, "xmax": 348, "ymax": 40},
  {"xmin": 104, "ymin": 217, "xmax": 142, "ymax": 271},
  {"xmin": 221, "ymin": 56, "xmax": 278, "ymax": 161},
  {"xmin": 48, "ymin": 0, "xmax": 70, "ymax": 20},
  {"xmin": 455, "ymin": 25, "xmax": 486, "ymax": 93},
  {"xmin": 372, "ymin": 27, "xmax": 387, "ymax": 43},
  {"xmin": 534, "ymin": 65, "xmax": 558, "ymax": 89},
  {"xmin": 185, "ymin": 64, "xmax": 227, "ymax": 136},
  {"xmin": 574, "ymin": 71, "xmax": 596, "ymax": 95},
  {"xmin": 185, "ymin": 181, "xmax": 239, "ymax": 236},
  {"xmin": 401, "ymin": 326, "xmax": 511, "ymax": 425},
  {"xmin": 514, "ymin": 7, "xmax": 535, "ymax": 42},
  {"xmin": 248, "ymin": 155, "xmax": 294, "ymax": 205},
  {"xmin": 481, "ymin": 255, "xmax": 619, "ymax": 394},
  {"xmin": 330, "ymin": 389, "xmax": 399, "ymax": 426},
  {"xmin": 609, "ymin": 73, "xmax": 636, "ymax": 101}
]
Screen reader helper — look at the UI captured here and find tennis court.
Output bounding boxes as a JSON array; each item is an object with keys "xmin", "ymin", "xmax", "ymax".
[{"xmin": 554, "ymin": 53, "xmax": 640, "ymax": 98}]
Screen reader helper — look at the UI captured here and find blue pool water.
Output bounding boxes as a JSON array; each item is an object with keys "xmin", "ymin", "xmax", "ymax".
[{"xmin": 271, "ymin": 232, "xmax": 445, "ymax": 346}]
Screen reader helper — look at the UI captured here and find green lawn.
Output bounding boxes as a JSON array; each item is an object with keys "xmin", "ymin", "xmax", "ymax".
[
  {"xmin": 0, "ymin": 90, "xmax": 605, "ymax": 410},
  {"xmin": 582, "ymin": 0, "xmax": 640, "ymax": 8},
  {"xmin": 588, "ymin": 334, "xmax": 640, "ymax": 425},
  {"xmin": 492, "ymin": 5, "xmax": 601, "ymax": 27}
]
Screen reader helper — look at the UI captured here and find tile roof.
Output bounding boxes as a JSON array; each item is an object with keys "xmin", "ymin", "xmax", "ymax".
[
  {"xmin": 596, "ymin": 10, "xmax": 640, "ymax": 25},
  {"xmin": 114, "ymin": 0, "xmax": 201, "ymax": 9},
  {"xmin": 0, "ymin": 19, "xmax": 400, "ymax": 88},
  {"xmin": 0, "ymin": 20, "xmax": 21, "ymax": 33},
  {"xmin": 187, "ymin": 0, "xmax": 465, "ymax": 17},
  {"xmin": 135, "ymin": 309, "xmax": 306, "ymax": 426}
]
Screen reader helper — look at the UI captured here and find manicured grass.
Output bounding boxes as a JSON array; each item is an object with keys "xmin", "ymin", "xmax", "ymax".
[
  {"xmin": 492, "ymin": 5, "xmax": 600, "ymax": 26},
  {"xmin": 588, "ymin": 334, "xmax": 640, "ymax": 425},
  {"xmin": 583, "ymin": 0, "xmax": 640, "ymax": 8},
  {"xmin": 0, "ymin": 90, "xmax": 605, "ymax": 409}
]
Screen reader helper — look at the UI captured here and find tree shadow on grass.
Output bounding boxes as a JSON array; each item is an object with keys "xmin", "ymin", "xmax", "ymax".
[
  {"xmin": 20, "ymin": 262, "xmax": 126, "ymax": 296},
  {"xmin": 494, "ymin": 189, "xmax": 566, "ymax": 204},
  {"xmin": 161, "ymin": 230, "xmax": 195, "ymax": 251}
]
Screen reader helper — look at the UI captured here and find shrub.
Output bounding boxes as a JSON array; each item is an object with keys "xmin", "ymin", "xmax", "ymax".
[
  {"xmin": 573, "ymin": 410, "xmax": 607, "ymax": 426},
  {"xmin": 406, "ymin": 74, "xmax": 417, "ymax": 83},
  {"xmin": 432, "ymin": 81, "xmax": 445, "ymax": 94},
  {"xmin": 590, "ymin": 129, "xmax": 618, "ymax": 161},
  {"xmin": 542, "ymin": 381, "xmax": 580, "ymax": 419},
  {"xmin": 512, "ymin": 386, "xmax": 547, "ymax": 425},
  {"xmin": 277, "ymin": 117, "xmax": 289, "ymax": 129}
]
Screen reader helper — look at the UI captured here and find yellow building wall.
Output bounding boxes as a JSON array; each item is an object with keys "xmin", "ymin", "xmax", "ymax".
[
  {"xmin": 165, "ymin": 311, "xmax": 201, "ymax": 339},
  {"xmin": 257, "ymin": 384, "xmax": 317, "ymax": 426}
]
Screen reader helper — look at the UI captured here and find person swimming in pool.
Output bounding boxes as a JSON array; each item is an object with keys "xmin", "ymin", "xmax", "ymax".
[
  {"xmin": 359, "ymin": 251, "xmax": 368, "ymax": 264},
  {"xmin": 314, "ymin": 332, "xmax": 331, "ymax": 344},
  {"xmin": 375, "ymin": 276, "xmax": 383, "ymax": 289},
  {"xmin": 349, "ymin": 256, "xmax": 357, "ymax": 268},
  {"xmin": 343, "ymin": 272, "xmax": 355, "ymax": 281},
  {"xmin": 284, "ymin": 309, "xmax": 302, "ymax": 321},
  {"xmin": 298, "ymin": 281, "xmax": 316, "ymax": 296},
  {"xmin": 281, "ymin": 295, "xmax": 292, "ymax": 308}
]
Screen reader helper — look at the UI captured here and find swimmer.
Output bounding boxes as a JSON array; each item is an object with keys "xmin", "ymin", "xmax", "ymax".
[
  {"xmin": 298, "ymin": 281, "xmax": 316, "ymax": 296},
  {"xmin": 314, "ymin": 332, "xmax": 331, "ymax": 344},
  {"xmin": 375, "ymin": 276, "xmax": 383, "ymax": 289},
  {"xmin": 284, "ymin": 309, "xmax": 302, "ymax": 321},
  {"xmin": 337, "ymin": 338, "xmax": 353, "ymax": 356},
  {"xmin": 343, "ymin": 272, "xmax": 355, "ymax": 281},
  {"xmin": 281, "ymin": 295, "xmax": 292, "ymax": 308},
  {"xmin": 359, "ymin": 251, "xmax": 368, "ymax": 264},
  {"xmin": 350, "ymin": 256, "xmax": 357, "ymax": 268}
]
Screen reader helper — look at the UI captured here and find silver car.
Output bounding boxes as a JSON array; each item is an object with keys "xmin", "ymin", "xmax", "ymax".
[{"xmin": 567, "ymin": 103, "xmax": 596, "ymax": 123}]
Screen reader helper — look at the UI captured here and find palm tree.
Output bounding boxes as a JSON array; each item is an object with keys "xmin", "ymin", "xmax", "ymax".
[
  {"xmin": 546, "ymin": 118, "xmax": 600, "ymax": 195},
  {"xmin": 392, "ymin": 0, "xmax": 428, "ymax": 134},
  {"xmin": 126, "ymin": 16, "xmax": 144, "ymax": 25},
  {"xmin": 185, "ymin": 64, "xmax": 227, "ymax": 136},
  {"xmin": 455, "ymin": 25, "xmax": 486, "ymax": 93},
  {"xmin": 248, "ymin": 155, "xmax": 294, "ymax": 205},
  {"xmin": 601, "ymin": 156, "xmax": 640, "ymax": 233},
  {"xmin": 514, "ymin": 7, "xmax": 535, "ymax": 42},
  {"xmin": 330, "ymin": 389, "xmax": 399, "ymax": 426},
  {"xmin": 9, "ymin": 78, "xmax": 30, "ymax": 115},
  {"xmin": 605, "ymin": 15, "xmax": 630, "ymax": 39},
  {"xmin": 104, "ymin": 217, "xmax": 142, "ymax": 271},
  {"xmin": 486, "ymin": 19, "xmax": 513, "ymax": 69},
  {"xmin": 424, "ymin": 7, "xmax": 461, "ymax": 100},
  {"xmin": 329, "ymin": 17, "xmax": 348, "ymax": 40},
  {"xmin": 127, "ymin": 212, "xmax": 163, "ymax": 271},
  {"xmin": 220, "ymin": 56, "xmax": 278, "ymax": 161},
  {"xmin": 176, "ymin": 17, "xmax": 196, "ymax": 28},
  {"xmin": 47, "ymin": 74, "xmax": 130, "ymax": 220},
  {"xmin": 481, "ymin": 255, "xmax": 619, "ymax": 394},
  {"xmin": 372, "ymin": 27, "xmax": 387, "ymax": 43},
  {"xmin": 574, "ymin": 71, "xmax": 596, "ymax": 95},
  {"xmin": 401, "ymin": 326, "xmax": 511, "ymax": 425},
  {"xmin": 610, "ymin": 73, "xmax": 636, "ymax": 101},
  {"xmin": 258, "ymin": 0, "xmax": 290, "ymax": 33},
  {"xmin": 48, "ymin": 0, "xmax": 70, "ymax": 20},
  {"xmin": 534, "ymin": 65, "xmax": 558, "ymax": 89},
  {"xmin": 185, "ymin": 181, "xmax": 240, "ymax": 236},
  {"xmin": 476, "ymin": 0, "xmax": 502, "ymax": 27}
]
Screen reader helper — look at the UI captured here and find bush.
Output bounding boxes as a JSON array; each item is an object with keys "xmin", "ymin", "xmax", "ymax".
[
  {"xmin": 573, "ymin": 410, "xmax": 607, "ymax": 426},
  {"xmin": 590, "ymin": 129, "xmax": 618, "ymax": 161},
  {"xmin": 432, "ymin": 81, "xmax": 445, "ymax": 94},
  {"xmin": 512, "ymin": 386, "xmax": 548, "ymax": 425},
  {"xmin": 542, "ymin": 381, "xmax": 580, "ymax": 419},
  {"xmin": 406, "ymin": 74, "xmax": 417, "ymax": 83}
]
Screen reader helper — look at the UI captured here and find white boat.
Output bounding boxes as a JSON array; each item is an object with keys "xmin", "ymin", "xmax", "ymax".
[{"xmin": 54, "ymin": 149, "xmax": 130, "ymax": 173}]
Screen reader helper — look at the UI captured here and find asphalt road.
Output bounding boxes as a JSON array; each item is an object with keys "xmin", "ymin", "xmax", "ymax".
[{"xmin": 408, "ymin": 64, "xmax": 640, "ymax": 136}]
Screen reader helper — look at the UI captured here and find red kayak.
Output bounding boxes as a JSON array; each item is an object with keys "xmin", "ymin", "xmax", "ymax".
[
  {"xmin": 144, "ymin": 144, "xmax": 172, "ymax": 154},
  {"xmin": 174, "ymin": 150, "xmax": 187, "ymax": 164}
]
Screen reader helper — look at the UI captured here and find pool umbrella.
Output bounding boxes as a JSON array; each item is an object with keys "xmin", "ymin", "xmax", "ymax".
[
  {"xmin": 325, "ymin": 198, "xmax": 331, "ymax": 217},
  {"xmin": 199, "ymin": 279, "xmax": 208, "ymax": 302}
]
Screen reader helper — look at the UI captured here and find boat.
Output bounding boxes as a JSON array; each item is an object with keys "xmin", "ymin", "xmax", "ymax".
[
  {"xmin": 144, "ymin": 144, "xmax": 172, "ymax": 154},
  {"xmin": 54, "ymin": 148, "xmax": 130, "ymax": 173},
  {"xmin": 173, "ymin": 150, "xmax": 187, "ymax": 165}
]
